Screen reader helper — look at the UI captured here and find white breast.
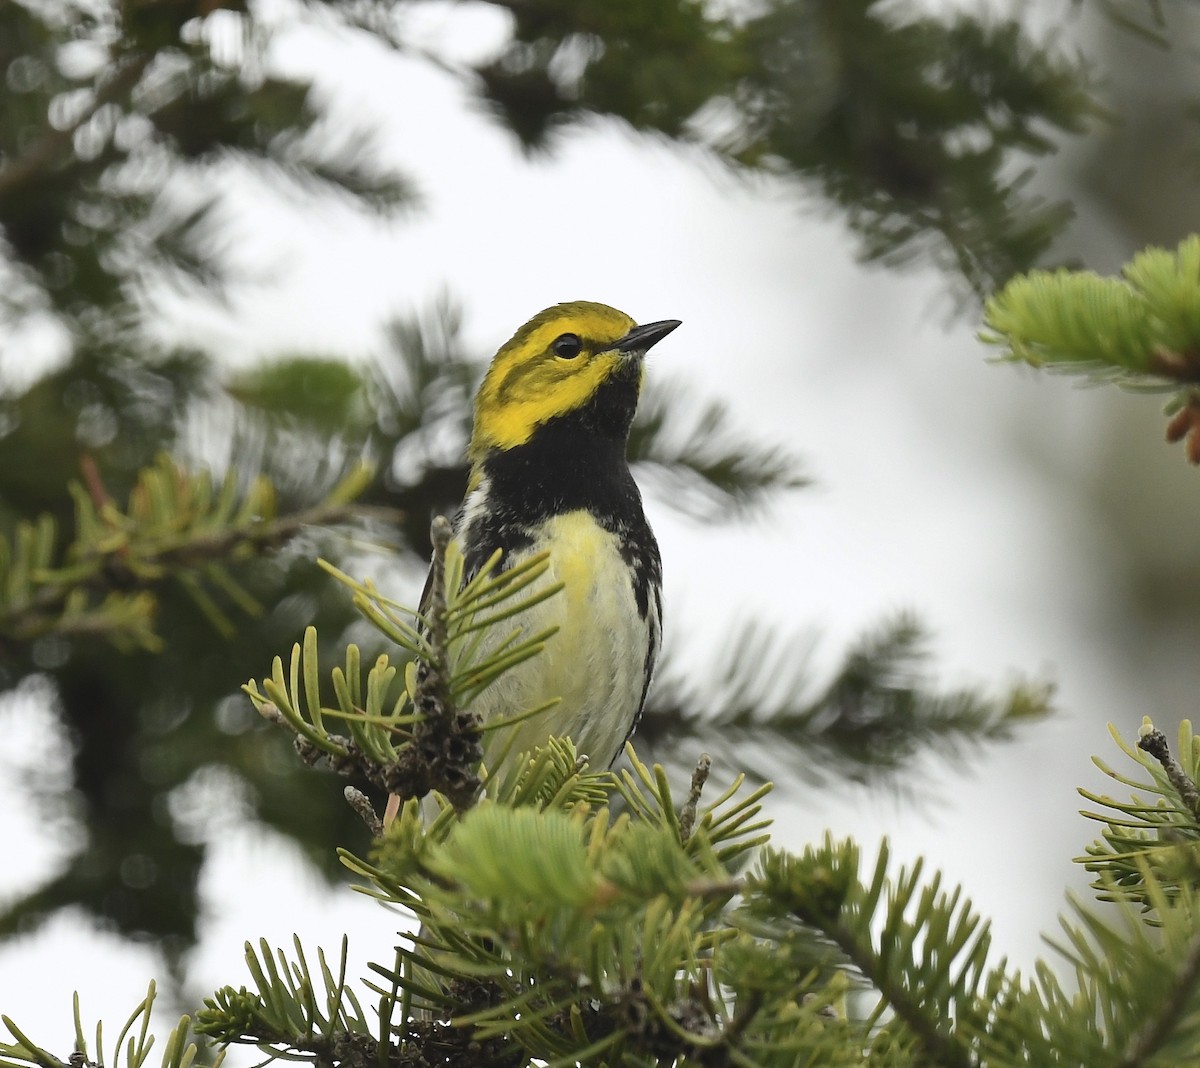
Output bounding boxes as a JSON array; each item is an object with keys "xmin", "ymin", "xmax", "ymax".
[{"xmin": 462, "ymin": 510, "xmax": 654, "ymax": 773}]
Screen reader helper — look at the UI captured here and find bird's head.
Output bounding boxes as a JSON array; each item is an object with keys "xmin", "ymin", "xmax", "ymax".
[{"xmin": 469, "ymin": 301, "xmax": 680, "ymax": 465}]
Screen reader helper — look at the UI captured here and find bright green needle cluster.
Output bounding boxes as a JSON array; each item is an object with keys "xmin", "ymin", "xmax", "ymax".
[
  {"xmin": 982, "ymin": 235, "xmax": 1200, "ymax": 380},
  {"xmin": 982, "ymin": 234, "xmax": 1200, "ymax": 462}
]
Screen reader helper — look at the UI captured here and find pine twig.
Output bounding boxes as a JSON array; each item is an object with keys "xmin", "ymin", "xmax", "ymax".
[
  {"xmin": 384, "ymin": 516, "xmax": 482, "ymax": 810},
  {"xmin": 1138, "ymin": 724, "xmax": 1200, "ymax": 819},
  {"xmin": 1117, "ymin": 930, "xmax": 1200, "ymax": 1068},
  {"xmin": 0, "ymin": 501, "xmax": 399, "ymax": 643}
]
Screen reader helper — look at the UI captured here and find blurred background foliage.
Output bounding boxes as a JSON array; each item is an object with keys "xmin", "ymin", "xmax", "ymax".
[{"xmin": 0, "ymin": 0, "xmax": 1187, "ymax": 1001}]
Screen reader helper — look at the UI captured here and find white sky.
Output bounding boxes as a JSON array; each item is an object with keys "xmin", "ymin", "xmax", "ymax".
[{"xmin": 2, "ymin": 0, "xmax": 1195, "ymax": 1056}]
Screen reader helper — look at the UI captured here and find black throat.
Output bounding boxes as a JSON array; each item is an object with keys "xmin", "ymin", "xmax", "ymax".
[
  {"xmin": 481, "ymin": 367, "xmax": 643, "ymax": 527},
  {"xmin": 461, "ymin": 365, "xmax": 661, "ymax": 621}
]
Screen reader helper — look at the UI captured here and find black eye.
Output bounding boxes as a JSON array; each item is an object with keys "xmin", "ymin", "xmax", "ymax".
[{"xmin": 552, "ymin": 333, "xmax": 583, "ymax": 359}]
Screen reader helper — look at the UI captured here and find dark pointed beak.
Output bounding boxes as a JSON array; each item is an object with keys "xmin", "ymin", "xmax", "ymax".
[{"xmin": 614, "ymin": 319, "xmax": 681, "ymax": 354}]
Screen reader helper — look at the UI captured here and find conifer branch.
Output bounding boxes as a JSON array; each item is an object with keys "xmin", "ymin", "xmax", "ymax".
[
  {"xmin": 1, "ymin": 982, "xmax": 216, "ymax": 1068},
  {"xmin": 752, "ymin": 840, "xmax": 986, "ymax": 1068},
  {"xmin": 1079, "ymin": 719, "xmax": 1200, "ymax": 909},
  {"xmin": 631, "ymin": 382, "xmax": 807, "ymax": 519},
  {"xmin": 397, "ymin": 516, "xmax": 482, "ymax": 810},
  {"xmin": 644, "ymin": 613, "xmax": 1052, "ymax": 787},
  {"xmin": 0, "ymin": 456, "xmax": 384, "ymax": 652},
  {"xmin": 17, "ymin": 724, "xmax": 1200, "ymax": 1065},
  {"xmin": 1118, "ymin": 929, "xmax": 1200, "ymax": 1068},
  {"xmin": 982, "ymin": 235, "xmax": 1200, "ymax": 464},
  {"xmin": 825, "ymin": 918, "xmax": 977, "ymax": 1068}
]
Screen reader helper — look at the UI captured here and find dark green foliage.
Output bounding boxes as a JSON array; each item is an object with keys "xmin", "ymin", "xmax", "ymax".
[
  {"xmin": 476, "ymin": 0, "xmax": 1096, "ymax": 296},
  {"xmin": 0, "ymin": 0, "xmax": 410, "ymax": 328},
  {"xmin": 641, "ymin": 613, "xmax": 1053, "ymax": 787},
  {"xmin": 630, "ymin": 384, "xmax": 808, "ymax": 520},
  {"xmin": 734, "ymin": 3, "xmax": 1092, "ymax": 295},
  {"xmin": 474, "ymin": 0, "xmax": 748, "ymax": 145}
]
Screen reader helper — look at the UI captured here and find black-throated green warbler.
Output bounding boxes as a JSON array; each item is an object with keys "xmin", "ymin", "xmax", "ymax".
[{"xmin": 450, "ymin": 301, "xmax": 680, "ymax": 772}]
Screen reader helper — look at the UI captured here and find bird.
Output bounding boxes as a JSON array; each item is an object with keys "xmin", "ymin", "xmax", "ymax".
[{"xmin": 446, "ymin": 300, "xmax": 680, "ymax": 776}]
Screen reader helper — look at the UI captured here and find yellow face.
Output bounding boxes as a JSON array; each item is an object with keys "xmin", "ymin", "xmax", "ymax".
[{"xmin": 470, "ymin": 301, "xmax": 644, "ymax": 461}]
